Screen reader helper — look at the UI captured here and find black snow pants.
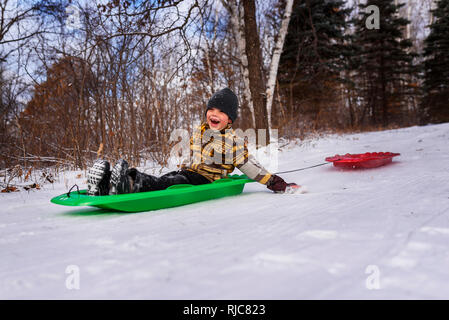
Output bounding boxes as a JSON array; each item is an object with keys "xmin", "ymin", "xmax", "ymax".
[{"xmin": 127, "ymin": 168, "xmax": 211, "ymax": 193}]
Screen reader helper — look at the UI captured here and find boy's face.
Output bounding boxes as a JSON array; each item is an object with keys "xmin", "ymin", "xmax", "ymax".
[{"xmin": 206, "ymin": 108, "xmax": 231, "ymax": 131}]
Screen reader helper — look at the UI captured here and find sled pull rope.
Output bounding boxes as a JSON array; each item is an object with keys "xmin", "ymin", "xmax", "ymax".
[
  {"xmin": 67, "ymin": 184, "xmax": 80, "ymax": 197},
  {"xmin": 275, "ymin": 162, "xmax": 331, "ymax": 175}
]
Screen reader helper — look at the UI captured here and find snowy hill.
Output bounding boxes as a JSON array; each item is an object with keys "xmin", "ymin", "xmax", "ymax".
[{"xmin": 1, "ymin": 123, "xmax": 449, "ymax": 299}]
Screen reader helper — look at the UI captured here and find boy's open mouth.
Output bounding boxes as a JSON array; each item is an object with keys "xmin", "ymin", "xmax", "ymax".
[{"xmin": 209, "ymin": 118, "xmax": 220, "ymax": 125}]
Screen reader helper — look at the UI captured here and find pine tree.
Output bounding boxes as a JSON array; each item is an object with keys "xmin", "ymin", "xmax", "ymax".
[
  {"xmin": 422, "ymin": 0, "xmax": 449, "ymax": 123},
  {"xmin": 353, "ymin": 0, "xmax": 417, "ymax": 127},
  {"xmin": 277, "ymin": 0, "xmax": 353, "ymax": 129}
]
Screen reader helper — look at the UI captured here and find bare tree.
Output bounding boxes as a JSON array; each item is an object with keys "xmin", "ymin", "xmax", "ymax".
[
  {"xmin": 221, "ymin": 0, "xmax": 256, "ymax": 127},
  {"xmin": 265, "ymin": 0, "xmax": 293, "ymax": 139},
  {"xmin": 242, "ymin": 0, "xmax": 269, "ymax": 139},
  {"xmin": 0, "ymin": 0, "xmax": 46, "ymax": 62},
  {"xmin": 221, "ymin": 0, "xmax": 294, "ymax": 141}
]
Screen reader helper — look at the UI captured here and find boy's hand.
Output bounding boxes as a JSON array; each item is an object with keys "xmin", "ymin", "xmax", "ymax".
[
  {"xmin": 267, "ymin": 175, "xmax": 307, "ymax": 194},
  {"xmin": 266, "ymin": 175, "xmax": 287, "ymax": 192}
]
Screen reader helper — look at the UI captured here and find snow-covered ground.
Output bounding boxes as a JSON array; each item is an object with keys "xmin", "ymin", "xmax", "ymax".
[{"xmin": 1, "ymin": 123, "xmax": 449, "ymax": 299}]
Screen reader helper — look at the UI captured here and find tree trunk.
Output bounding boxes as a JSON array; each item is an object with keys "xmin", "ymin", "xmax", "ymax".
[
  {"xmin": 380, "ymin": 52, "xmax": 388, "ymax": 126},
  {"xmin": 265, "ymin": 0, "xmax": 294, "ymax": 141},
  {"xmin": 242, "ymin": 0, "xmax": 269, "ymax": 141},
  {"xmin": 221, "ymin": 0, "xmax": 256, "ymax": 128}
]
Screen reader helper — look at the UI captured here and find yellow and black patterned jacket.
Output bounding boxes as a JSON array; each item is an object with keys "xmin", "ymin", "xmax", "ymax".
[{"xmin": 182, "ymin": 122, "xmax": 272, "ymax": 185}]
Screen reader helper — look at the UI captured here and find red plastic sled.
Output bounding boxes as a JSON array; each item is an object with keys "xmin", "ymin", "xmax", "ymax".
[{"xmin": 325, "ymin": 152, "xmax": 400, "ymax": 169}]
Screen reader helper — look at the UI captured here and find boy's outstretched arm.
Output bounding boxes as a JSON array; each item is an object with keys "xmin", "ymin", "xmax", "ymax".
[
  {"xmin": 237, "ymin": 156, "xmax": 302, "ymax": 193},
  {"xmin": 232, "ymin": 139, "xmax": 303, "ymax": 193}
]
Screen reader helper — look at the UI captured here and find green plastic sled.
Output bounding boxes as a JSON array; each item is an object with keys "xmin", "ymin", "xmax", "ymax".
[{"xmin": 51, "ymin": 174, "xmax": 255, "ymax": 212}]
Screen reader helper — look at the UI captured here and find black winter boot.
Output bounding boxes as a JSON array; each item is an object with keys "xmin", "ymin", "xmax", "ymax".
[
  {"xmin": 87, "ymin": 159, "xmax": 111, "ymax": 196},
  {"xmin": 109, "ymin": 159, "xmax": 131, "ymax": 195}
]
